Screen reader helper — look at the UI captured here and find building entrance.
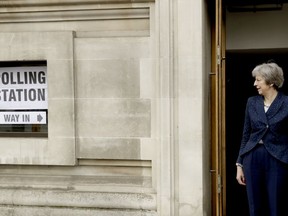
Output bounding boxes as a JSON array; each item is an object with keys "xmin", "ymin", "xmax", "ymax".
[{"xmin": 225, "ymin": 50, "xmax": 288, "ymax": 216}]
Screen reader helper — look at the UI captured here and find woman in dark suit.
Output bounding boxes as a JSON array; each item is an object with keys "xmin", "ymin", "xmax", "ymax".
[{"xmin": 236, "ymin": 62, "xmax": 288, "ymax": 216}]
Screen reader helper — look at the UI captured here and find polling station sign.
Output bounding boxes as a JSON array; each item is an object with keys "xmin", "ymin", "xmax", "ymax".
[
  {"xmin": 0, "ymin": 66, "xmax": 47, "ymax": 110},
  {"xmin": 0, "ymin": 111, "xmax": 46, "ymax": 124}
]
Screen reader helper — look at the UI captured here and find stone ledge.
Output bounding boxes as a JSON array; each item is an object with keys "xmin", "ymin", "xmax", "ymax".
[
  {"xmin": 0, "ymin": 189, "xmax": 157, "ymax": 210},
  {"xmin": 0, "ymin": 8, "xmax": 150, "ymax": 23},
  {"xmin": 0, "ymin": 175, "xmax": 152, "ymax": 190},
  {"xmin": 0, "ymin": 0, "xmax": 155, "ymax": 7},
  {"xmin": 0, "ymin": 205, "xmax": 157, "ymax": 216},
  {"xmin": 0, "ymin": 189, "xmax": 156, "ymax": 211}
]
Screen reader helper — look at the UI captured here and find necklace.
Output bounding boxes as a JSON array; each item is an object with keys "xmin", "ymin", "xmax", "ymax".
[{"xmin": 263, "ymin": 91, "xmax": 278, "ymax": 108}]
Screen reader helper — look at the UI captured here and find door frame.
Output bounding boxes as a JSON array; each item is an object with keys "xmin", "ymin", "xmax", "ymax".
[{"xmin": 210, "ymin": 0, "xmax": 226, "ymax": 215}]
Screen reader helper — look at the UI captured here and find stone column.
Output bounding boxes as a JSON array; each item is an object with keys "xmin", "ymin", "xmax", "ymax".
[{"xmin": 155, "ymin": 0, "xmax": 211, "ymax": 215}]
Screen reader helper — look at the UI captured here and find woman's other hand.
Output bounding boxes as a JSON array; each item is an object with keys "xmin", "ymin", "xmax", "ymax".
[{"xmin": 236, "ymin": 166, "xmax": 246, "ymax": 185}]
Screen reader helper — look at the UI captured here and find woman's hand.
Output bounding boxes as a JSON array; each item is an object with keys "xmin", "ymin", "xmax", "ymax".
[{"xmin": 236, "ymin": 166, "xmax": 246, "ymax": 185}]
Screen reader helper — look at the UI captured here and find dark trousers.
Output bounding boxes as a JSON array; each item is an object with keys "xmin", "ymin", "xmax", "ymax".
[{"xmin": 243, "ymin": 144, "xmax": 288, "ymax": 216}]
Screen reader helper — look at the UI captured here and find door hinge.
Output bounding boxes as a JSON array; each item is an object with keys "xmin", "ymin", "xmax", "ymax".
[
  {"xmin": 217, "ymin": 174, "xmax": 222, "ymax": 194},
  {"xmin": 217, "ymin": 45, "xmax": 226, "ymax": 65},
  {"xmin": 217, "ymin": 46, "xmax": 221, "ymax": 65}
]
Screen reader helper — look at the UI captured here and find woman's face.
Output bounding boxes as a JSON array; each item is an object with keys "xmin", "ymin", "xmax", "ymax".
[{"xmin": 254, "ymin": 75, "xmax": 271, "ymax": 96}]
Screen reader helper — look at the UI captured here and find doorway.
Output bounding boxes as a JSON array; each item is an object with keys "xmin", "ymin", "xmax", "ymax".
[{"xmin": 225, "ymin": 50, "xmax": 288, "ymax": 216}]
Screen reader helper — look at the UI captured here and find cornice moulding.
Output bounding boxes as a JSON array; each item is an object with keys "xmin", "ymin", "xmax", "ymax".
[
  {"xmin": 0, "ymin": 0, "xmax": 155, "ymax": 7},
  {"xmin": 0, "ymin": 8, "xmax": 150, "ymax": 23},
  {"xmin": 0, "ymin": 0, "xmax": 154, "ymax": 13}
]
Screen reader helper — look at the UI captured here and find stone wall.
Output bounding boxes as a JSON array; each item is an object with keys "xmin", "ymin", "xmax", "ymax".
[{"xmin": 0, "ymin": 0, "xmax": 211, "ymax": 215}]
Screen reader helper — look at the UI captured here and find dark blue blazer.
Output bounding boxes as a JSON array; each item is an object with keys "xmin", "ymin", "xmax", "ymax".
[{"xmin": 237, "ymin": 92, "xmax": 288, "ymax": 165}]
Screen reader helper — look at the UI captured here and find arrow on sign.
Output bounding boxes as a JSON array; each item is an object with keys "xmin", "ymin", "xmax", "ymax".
[{"xmin": 37, "ymin": 114, "xmax": 43, "ymax": 122}]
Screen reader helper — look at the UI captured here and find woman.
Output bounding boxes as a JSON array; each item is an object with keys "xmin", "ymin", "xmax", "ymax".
[{"xmin": 236, "ymin": 62, "xmax": 288, "ymax": 216}]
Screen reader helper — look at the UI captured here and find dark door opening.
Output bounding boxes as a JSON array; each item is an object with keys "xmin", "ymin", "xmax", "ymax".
[{"xmin": 225, "ymin": 50, "xmax": 288, "ymax": 216}]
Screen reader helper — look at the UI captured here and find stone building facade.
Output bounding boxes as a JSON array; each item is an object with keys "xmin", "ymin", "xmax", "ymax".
[{"xmin": 0, "ymin": 0, "xmax": 211, "ymax": 216}]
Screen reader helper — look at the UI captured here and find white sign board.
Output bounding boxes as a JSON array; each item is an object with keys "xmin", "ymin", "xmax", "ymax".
[
  {"xmin": 0, "ymin": 66, "xmax": 47, "ymax": 110},
  {"xmin": 0, "ymin": 111, "xmax": 46, "ymax": 124}
]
